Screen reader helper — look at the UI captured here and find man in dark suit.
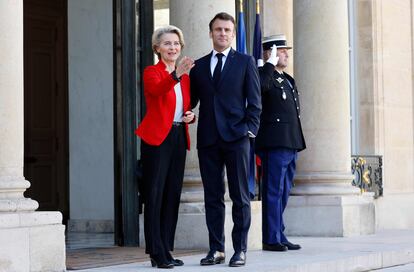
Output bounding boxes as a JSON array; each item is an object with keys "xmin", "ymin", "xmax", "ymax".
[
  {"xmin": 190, "ymin": 12, "xmax": 261, "ymax": 267},
  {"xmin": 255, "ymin": 35, "xmax": 306, "ymax": 252}
]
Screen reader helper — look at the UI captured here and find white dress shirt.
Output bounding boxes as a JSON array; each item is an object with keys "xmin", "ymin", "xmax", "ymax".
[
  {"xmin": 173, "ymin": 83, "xmax": 183, "ymax": 122},
  {"xmin": 210, "ymin": 47, "xmax": 232, "ymax": 76}
]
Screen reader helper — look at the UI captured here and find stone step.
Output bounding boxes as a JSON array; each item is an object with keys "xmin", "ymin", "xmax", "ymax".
[
  {"xmin": 375, "ymin": 263, "xmax": 414, "ymax": 271},
  {"xmin": 76, "ymin": 230, "xmax": 414, "ymax": 272}
]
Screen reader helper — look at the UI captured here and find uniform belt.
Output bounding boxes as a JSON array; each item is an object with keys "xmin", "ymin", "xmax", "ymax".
[{"xmin": 172, "ymin": 121, "xmax": 184, "ymax": 126}]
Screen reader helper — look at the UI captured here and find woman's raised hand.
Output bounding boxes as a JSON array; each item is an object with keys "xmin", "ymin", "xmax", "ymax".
[{"xmin": 176, "ymin": 56, "xmax": 195, "ymax": 78}]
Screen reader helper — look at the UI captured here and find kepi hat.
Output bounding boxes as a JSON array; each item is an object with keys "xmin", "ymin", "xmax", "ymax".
[{"xmin": 262, "ymin": 34, "xmax": 292, "ymax": 50}]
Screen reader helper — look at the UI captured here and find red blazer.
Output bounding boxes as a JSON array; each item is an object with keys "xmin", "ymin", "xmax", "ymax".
[{"xmin": 135, "ymin": 61, "xmax": 191, "ymax": 150}]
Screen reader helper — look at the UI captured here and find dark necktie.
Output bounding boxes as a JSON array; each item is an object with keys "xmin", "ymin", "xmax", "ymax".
[{"xmin": 213, "ymin": 53, "xmax": 224, "ymax": 88}]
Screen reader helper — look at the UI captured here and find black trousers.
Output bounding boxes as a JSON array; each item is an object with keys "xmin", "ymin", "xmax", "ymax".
[
  {"xmin": 198, "ymin": 136, "xmax": 251, "ymax": 253},
  {"xmin": 141, "ymin": 125, "xmax": 186, "ymax": 260}
]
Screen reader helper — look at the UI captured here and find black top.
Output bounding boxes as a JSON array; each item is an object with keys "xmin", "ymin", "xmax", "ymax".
[{"xmin": 255, "ymin": 63, "xmax": 306, "ymax": 152}]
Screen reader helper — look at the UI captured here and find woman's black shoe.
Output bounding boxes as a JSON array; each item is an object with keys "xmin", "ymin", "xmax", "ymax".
[
  {"xmin": 150, "ymin": 258, "xmax": 174, "ymax": 269},
  {"xmin": 171, "ymin": 258, "xmax": 184, "ymax": 266},
  {"xmin": 166, "ymin": 251, "xmax": 184, "ymax": 266}
]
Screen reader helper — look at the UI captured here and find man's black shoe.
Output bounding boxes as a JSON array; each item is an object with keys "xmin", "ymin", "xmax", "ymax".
[
  {"xmin": 282, "ymin": 241, "xmax": 301, "ymax": 250},
  {"xmin": 200, "ymin": 250, "xmax": 225, "ymax": 265},
  {"xmin": 229, "ymin": 251, "xmax": 246, "ymax": 267},
  {"xmin": 262, "ymin": 243, "xmax": 288, "ymax": 251}
]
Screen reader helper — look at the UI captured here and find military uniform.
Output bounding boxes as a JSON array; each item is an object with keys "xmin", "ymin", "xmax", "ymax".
[
  {"xmin": 255, "ymin": 61, "xmax": 306, "ymax": 247},
  {"xmin": 256, "ymin": 63, "xmax": 305, "ymax": 152}
]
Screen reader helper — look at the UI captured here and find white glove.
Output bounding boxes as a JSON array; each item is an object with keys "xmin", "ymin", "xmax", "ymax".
[{"xmin": 267, "ymin": 44, "xmax": 279, "ymax": 66}]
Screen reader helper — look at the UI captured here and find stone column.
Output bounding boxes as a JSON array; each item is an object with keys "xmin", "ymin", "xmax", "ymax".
[
  {"xmin": 170, "ymin": 0, "xmax": 220, "ymax": 204},
  {"xmin": 284, "ymin": 0, "xmax": 374, "ymax": 236},
  {"xmin": 263, "ymin": 0, "xmax": 294, "ymax": 74},
  {"xmin": 157, "ymin": 0, "xmax": 261, "ymax": 250},
  {"xmin": 0, "ymin": 1, "xmax": 38, "ymax": 214},
  {"xmin": 0, "ymin": 1, "xmax": 65, "ymax": 271}
]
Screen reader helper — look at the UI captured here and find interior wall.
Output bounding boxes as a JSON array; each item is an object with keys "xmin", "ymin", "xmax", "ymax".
[{"xmin": 68, "ymin": 0, "xmax": 114, "ymax": 232}]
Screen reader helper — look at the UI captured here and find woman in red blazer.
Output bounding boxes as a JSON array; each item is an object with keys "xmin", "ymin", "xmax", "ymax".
[{"xmin": 135, "ymin": 25, "xmax": 195, "ymax": 269}]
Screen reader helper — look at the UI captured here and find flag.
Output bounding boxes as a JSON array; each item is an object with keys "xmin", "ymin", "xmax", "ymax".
[
  {"xmin": 236, "ymin": 4, "xmax": 247, "ymax": 54},
  {"xmin": 237, "ymin": 4, "xmax": 254, "ymax": 198},
  {"xmin": 248, "ymin": 0, "xmax": 263, "ymax": 200},
  {"xmin": 248, "ymin": 138, "xmax": 256, "ymax": 200},
  {"xmin": 252, "ymin": 1, "xmax": 263, "ymax": 67}
]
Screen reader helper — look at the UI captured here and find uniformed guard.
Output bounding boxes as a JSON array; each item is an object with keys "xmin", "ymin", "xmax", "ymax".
[{"xmin": 255, "ymin": 34, "xmax": 306, "ymax": 251}]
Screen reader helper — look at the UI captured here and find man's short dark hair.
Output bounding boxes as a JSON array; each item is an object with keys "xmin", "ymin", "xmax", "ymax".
[{"xmin": 209, "ymin": 12, "xmax": 235, "ymax": 31}]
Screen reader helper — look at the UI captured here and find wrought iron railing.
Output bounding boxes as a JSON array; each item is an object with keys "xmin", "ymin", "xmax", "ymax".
[{"xmin": 351, "ymin": 155, "xmax": 383, "ymax": 198}]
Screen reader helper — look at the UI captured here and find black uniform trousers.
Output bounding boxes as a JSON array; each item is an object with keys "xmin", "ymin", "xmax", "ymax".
[
  {"xmin": 141, "ymin": 124, "xmax": 186, "ymax": 261},
  {"xmin": 198, "ymin": 136, "xmax": 251, "ymax": 253}
]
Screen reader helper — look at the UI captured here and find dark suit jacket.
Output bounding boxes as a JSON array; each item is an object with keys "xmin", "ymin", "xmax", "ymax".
[
  {"xmin": 255, "ymin": 63, "xmax": 306, "ymax": 152},
  {"xmin": 190, "ymin": 48, "xmax": 261, "ymax": 148}
]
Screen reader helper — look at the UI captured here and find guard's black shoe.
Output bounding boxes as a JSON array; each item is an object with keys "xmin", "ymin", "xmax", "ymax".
[
  {"xmin": 282, "ymin": 241, "xmax": 301, "ymax": 250},
  {"xmin": 262, "ymin": 243, "xmax": 288, "ymax": 251},
  {"xmin": 229, "ymin": 251, "xmax": 246, "ymax": 267},
  {"xmin": 200, "ymin": 250, "xmax": 225, "ymax": 265}
]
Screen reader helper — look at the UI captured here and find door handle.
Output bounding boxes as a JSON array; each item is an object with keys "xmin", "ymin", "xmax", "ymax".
[{"xmin": 24, "ymin": 156, "xmax": 38, "ymax": 163}]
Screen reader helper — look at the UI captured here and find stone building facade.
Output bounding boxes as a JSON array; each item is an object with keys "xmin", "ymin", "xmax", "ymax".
[{"xmin": 0, "ymin": 0, "xmax": 413, "ymax": 271}]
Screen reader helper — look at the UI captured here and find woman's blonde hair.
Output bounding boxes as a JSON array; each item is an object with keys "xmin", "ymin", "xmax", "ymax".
[{"xmin": 152, "ymin": 25, "xmax": 185, "ymax": 59}]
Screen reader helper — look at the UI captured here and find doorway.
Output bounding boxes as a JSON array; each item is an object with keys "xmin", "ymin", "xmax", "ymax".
[{"xmin": 23, "ymin": 0, "xmax": 69, "ymax": 222}]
